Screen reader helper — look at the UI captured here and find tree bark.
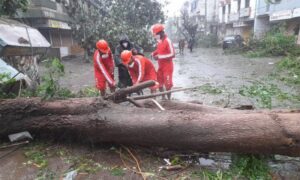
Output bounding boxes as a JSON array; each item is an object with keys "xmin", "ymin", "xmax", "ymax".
[{"xmin": 1, "ymin": 98, "xmax": 300, "ymax": 156}]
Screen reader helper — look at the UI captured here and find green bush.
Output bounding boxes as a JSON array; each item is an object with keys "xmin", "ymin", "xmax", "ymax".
[
  {"xmin": 276, "ymin": 56, "xmax": 300, "ymax": 85},
  {"xmin": 239, "ymin": 82, "xmax": 290, "ymax": 109},
  {"xmin": 245, "ymin": 24, "xmax": 300, "ymax": 57},
  {"xmin": 0, "ymin": 73, "xmax": 17, "ymax": 99},
  {"xmin": 261, "ymin": 32, "xmax": 297, "ymax": 56},
  {"xmin": 231, "ymin": 154, "xmax": 271, "ymax": 180},
  {"xmin": 77, "ymin": 87, "xmax": 100, "ymax": 97},
  {"xmin": 37, "ymin": 58, "xmax": 75, "ymax": 100}
]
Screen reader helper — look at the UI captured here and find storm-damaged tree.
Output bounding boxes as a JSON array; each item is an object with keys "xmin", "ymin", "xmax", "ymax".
[
  {"xmin": 0, "ymin": 0, "xmax": 29, "ymax": 17},
  {"xmin": 60, "ymin": 0, "xmax": 164, "ymax": 61},
  {"xmin": 1, "ymin": 96, "xmax": 300, "ymax": 157},
  {"xmin": 176, "ymin": 8, "xmax": 198, "ymax": 52}
]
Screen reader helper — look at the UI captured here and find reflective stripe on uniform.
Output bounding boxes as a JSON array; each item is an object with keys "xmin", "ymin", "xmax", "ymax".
[
  {"xmin": 135, "ymin": 58, "xmax": 142, "ymax": 83},
  {"xmin": 96, "ymin": 52, "xmax": 113, "ymax": 85}
]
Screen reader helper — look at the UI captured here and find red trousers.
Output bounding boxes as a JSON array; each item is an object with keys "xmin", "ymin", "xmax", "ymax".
[
  {"xmin": 157, "ymin": 59, "xmax": 173, "ymax": 90},
  {"xmin": 95, "ymin": 73, "xmax": 115, "ymax": 91}
]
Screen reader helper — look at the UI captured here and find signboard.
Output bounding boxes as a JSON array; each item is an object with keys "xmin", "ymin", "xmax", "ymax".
[
  {"xmin": 233, "ymin": 21, "xmax": 249, "ymax": 27},
  {"xmin": 240, "ymin": 7, "xmax": 251, "ymax": 17},
  {"xmin": 43, "ymin": 11, "xmax": 55, "ymax": 18},
  {"xmin": 293, "ymin": 8, "xmax": 300, "ymax": 18},
  {"xmin": 229, "ymin": 13, "xmax": 239, "ymax": 21},
  {"xmin": 48, "ymin": 20, "xmax": 71, "ymax": 30},
  {"xmin": 270, "ymin": 10, "xmax": 292, "ymax": 21}
]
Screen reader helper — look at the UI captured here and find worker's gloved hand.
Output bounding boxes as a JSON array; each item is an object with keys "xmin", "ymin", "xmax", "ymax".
[{"xmin": 111, "ymin": 82, "xmax": 116, "ymax": 89}]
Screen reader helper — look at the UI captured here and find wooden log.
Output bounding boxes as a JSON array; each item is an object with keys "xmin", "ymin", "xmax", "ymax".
[
  {"xmin": 105, "ymin": 80, "xmax": 155, "ymax": 103},
  {"xmin": 130, "ymin": 88, "xmax": 194, "ymax": 101},
  {"xmin": 0, "ymin": 98, "xmax": 300, "ymax": 156}
]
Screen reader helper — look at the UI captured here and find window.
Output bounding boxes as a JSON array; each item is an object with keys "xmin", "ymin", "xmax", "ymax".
[
  {"xmin": 238, "ymin": 0, "xmax": 241, "ymax": 11},
  {"xmin": 228, "ymin": 4, "xmax": 231, "ymax": 14},
  {"xmin": 245, "ymin": 0, "xmax": 250, "ymax": 8},
  {"xmin": 222, "ymin": 6, "xmax": 226, "ymax": 15},
  {"xmin": 190, "ymin": 0, "xmax": 197, "ymax": 13}
]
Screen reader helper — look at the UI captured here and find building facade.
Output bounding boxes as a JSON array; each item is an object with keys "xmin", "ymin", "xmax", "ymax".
[
  {"xmin": 181, "ymin": 0, "xmax": 219, "ymax": 35},
  {"xmin": 254, "ymin": 0, "xmax": 300, "ymax": 44},
  {"xmin": 16, "ymin": 0, "xmax": 82, "ymax": 57},
  {"xmin": 218, "ymin": 0, "xmax": 256, "ymax": 41}
]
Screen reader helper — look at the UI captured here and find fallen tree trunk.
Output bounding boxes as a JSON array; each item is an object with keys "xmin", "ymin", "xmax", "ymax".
[{"xmin": 1, "ymin": 98, "xmax": 300, "ymax": 156}]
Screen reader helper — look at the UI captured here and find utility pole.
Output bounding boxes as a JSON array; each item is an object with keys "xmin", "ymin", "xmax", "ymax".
[{"xmin": 205, "ymin": 0, "xmax": 207, "ymax": 35}]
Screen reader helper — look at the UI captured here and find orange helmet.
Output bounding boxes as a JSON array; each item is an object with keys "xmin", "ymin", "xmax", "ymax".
[
  {"xmin": 96, "ymin": 40, "xmax": 110, "ymax": 53},
  {"xmin": 121, "ymin": 50, "xmax": 133, "ymax": 65},
  {"xmin": 151, "ymin": 24, "xmax": 164, "ymax": 35}
]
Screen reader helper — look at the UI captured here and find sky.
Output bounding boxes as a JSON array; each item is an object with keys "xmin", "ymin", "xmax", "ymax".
[{"xmin": 160, "ymin": 0, "xmax": 186, "ymax": 17}]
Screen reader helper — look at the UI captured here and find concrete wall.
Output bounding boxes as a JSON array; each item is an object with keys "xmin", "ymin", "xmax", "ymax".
[
  {"xmin": 207, "ymin": 0, "xmax": 218, "ymax": 22},
  {"xmin": 254, "ymin": 16, "xmax": 271, "ymax": 38},
  {"xmin": 250, "ymin": 0, "xmax": 257, "ymax": 18},
  {"xmin": 190, "ymin": 0, "xmax": 218, "ymax": 22},
  {"xmin": 257, "ymin": 0, "xmax": 300, "ymax": 15}
]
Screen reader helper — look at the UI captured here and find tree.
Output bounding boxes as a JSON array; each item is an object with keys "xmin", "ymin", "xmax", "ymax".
[
  {"xmin": 107, "ymin": 0, "xmax": 165, "ymax": 50},
  {"xmin": 0, "ymin": 0, "xmax": 29, "ymax": 17},
  {"xmin": 62, "ymin": 0, "xmax": 165, "ymax": 61},
  {"xmin": 179, "ymin": 9, "xmax": 198, "ymax": 41}
]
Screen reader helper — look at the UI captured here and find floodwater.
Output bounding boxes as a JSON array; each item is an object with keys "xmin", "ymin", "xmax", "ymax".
[{"xmin": 2, "ymin": 47, "xmax": 300, "ymax": 179}]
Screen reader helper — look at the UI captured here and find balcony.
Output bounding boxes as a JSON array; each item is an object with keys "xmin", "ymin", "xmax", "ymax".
[
  {"xmin": 19, "ymin": 8, "xmax": 71, "ymax": 22},
  {"xmin": 229, "ymin": 13, "xmax": 239, "ymax": 22},
  {"xmin": 240, "ymin": 7, "xmax": 251, "ymax": 17},
  {"xmin": 31, "ymin": 0, "xmax": 57, "ymax": 10}
]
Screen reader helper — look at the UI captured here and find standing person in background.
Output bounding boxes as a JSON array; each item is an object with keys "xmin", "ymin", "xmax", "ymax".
[
  {"xmin": 188, "ymin": 38, "xmax": 194, "ymax": 52},
  {"xmin": 114, "ymin": 34, "xmax": 144, "ymax": 89},
  {"xmin": 179, "ymin": 39, "xmax": 185, "ymax": 55},
  {"xmin": 151, "ymin": 24, "xmax": 175, "ymax": 100},
  {"xmin": 93, "ymin": 40, "xmax": 116, "ymax": 96}
]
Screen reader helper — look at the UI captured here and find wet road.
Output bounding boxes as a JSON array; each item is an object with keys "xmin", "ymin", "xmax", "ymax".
[
  {"xmin": 172, "ymin": 48, "xmax": 281, "ymax": 108},
  {"xmin": 55, "ymin": 47, "xmax": 300, "ymax": 109}
]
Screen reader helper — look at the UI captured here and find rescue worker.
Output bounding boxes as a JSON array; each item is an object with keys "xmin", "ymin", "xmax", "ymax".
[
  {"xmin": 93, "ymin": 39, "xmax": 116, "ymax": 96},
  {"xmin": 151, "ymin": 24, "xmax": 175, "ymax": 100},
  {"xmin": 120, "ymin": 50, "xmax": 158, "ymax": 93},
  {"xmin": 114, "ymin": 34, "xmax": 144, "ymax": 88}
]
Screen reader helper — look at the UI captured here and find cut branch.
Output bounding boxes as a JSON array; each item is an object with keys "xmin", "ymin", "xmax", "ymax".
[
  {"xmin": 105, "ymin": 80, "xmax": 156, "ymax": 103},
  {"xmin": 131, "ymin": 88, "xmax": 194, "ymax": 101}
]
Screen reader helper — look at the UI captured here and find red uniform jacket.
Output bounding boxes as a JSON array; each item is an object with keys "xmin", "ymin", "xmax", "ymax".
[
  {"xmin": 93, "ymin": 50, "xmax": 115, "ymax": 89},
  {"xmin": 152, "ymin": 35, "xmax": 175, "ymax": 61},
  {"xmin": 128, "ymin": 55, "xmax": 157, "ymax": 85}
]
